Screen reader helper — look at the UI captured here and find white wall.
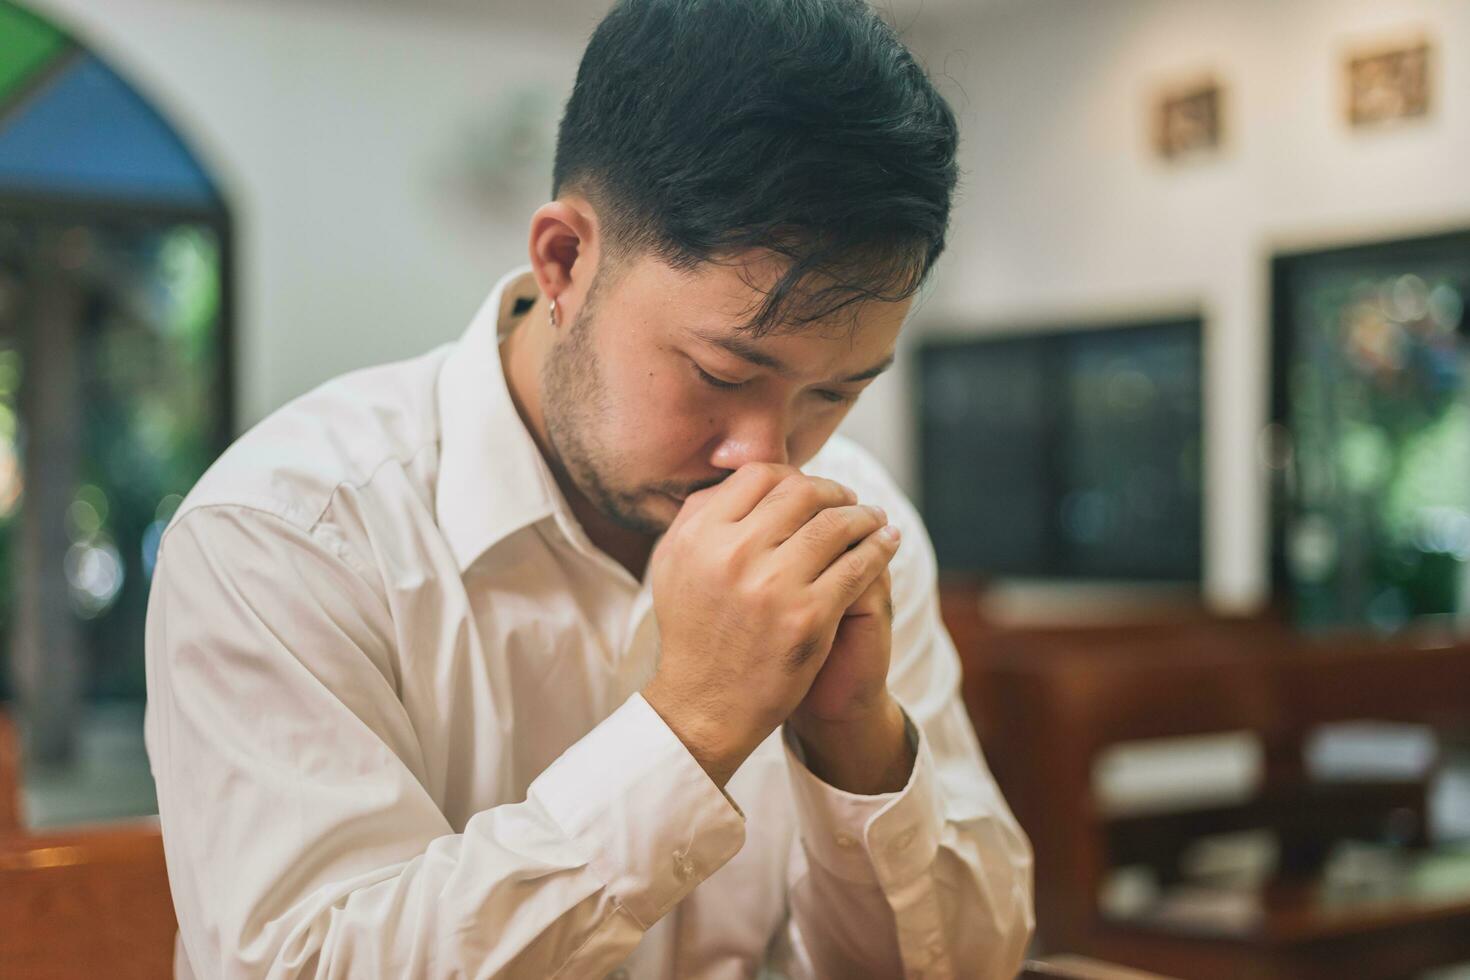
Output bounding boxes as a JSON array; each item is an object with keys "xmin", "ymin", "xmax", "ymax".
[
  {"xmin": 29, "ymin": 0, "xmax": 1470, "ymax": 612},
  {"xmin": 884, "ymin": 0, "xmax": 1470, "ymax": 611},
  {"xmin": 31, "ymin": 0, "xmax": 592, "ymax": 430}
]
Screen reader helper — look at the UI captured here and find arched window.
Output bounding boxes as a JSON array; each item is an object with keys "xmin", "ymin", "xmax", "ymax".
[{"xmin": 0, "ymin": 0, "xmax": 233, "ymax": 781}]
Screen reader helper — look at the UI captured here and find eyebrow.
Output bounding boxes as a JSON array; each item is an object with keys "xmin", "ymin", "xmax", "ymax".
[{"xmin": 703, "ymin": 333, "xmax": 895, "ymax": 385}]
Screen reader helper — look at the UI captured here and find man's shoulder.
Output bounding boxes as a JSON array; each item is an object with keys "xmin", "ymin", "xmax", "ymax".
[
  {"xmin": 805, "ymin": 435, "xmax": 934, "ymax": 564},
  {"xmin": 174, "ymin": 346, "xmax": 452, "ymax": 534},
  {"xmin": 805, "ymin": 435, "xmax": 941, "ymax": 612},
  {"xmin": 804, "ymin": 434, "xmax": 915, "ymax": 525}
]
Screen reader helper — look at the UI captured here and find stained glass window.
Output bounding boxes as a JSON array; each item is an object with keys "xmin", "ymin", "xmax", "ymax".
[
  {"xmin": 1273, "ymin": 233, "xmax": 1470, "ymax": 633},
  {"xmin": 0, "ymin": 0, "xmax": 232, "ymax": 795}
]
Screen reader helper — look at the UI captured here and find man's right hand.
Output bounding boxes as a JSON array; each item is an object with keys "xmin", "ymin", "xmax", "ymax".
[{"xmin": 642, "ymin": 463, "xmax": 900, "ymax": 787}]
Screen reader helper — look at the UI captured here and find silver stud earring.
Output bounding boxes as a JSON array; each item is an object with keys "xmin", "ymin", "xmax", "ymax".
[{"xmin": 548, "ymin": 298, "xmax": 559, "ymax": 328}]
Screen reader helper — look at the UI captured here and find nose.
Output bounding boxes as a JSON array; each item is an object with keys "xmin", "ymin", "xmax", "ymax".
[{"xmin": 708, "ymin": 408, "xmax": 790, "ymax": 471}]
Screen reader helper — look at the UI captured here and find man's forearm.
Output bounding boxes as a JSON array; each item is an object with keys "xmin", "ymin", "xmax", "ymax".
[{"xmin": 786, "ymin": 694, "xmax": 914, "ymax": 796}]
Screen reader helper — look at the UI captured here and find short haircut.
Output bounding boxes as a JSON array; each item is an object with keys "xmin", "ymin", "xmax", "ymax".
[{"xmin": 553, "ymin": 0, "xmax": 959, "ymax": 334}]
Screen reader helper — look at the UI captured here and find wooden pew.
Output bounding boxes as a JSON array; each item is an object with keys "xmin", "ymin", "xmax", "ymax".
[
  {"xmin": 0, "ymin": 709, "xmax": 21, "ymax": 834},
  {"xmin": 1022, "ymin": 955, "xmax": 1177, "ymax": 979},
  {"xmin": 956, "ymin": 613, "xmax": 1470, "ymax": 980},
  {"xmin": 0, "ymin": 708, "xmax": 177, "ymax": 980},
  {"xmin": 0, "ymin": 823, "xmax": 177, "ymax": 979}
]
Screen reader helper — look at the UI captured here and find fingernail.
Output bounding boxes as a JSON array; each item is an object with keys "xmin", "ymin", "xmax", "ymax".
[
  {"xmin": 843, "ymin": 485, "xmax": 858, "ymax": 503},
  {"xmin": 880, "ymin": 524, "xmax": 901, "ymax": 542},
  {"xmin": 866, "ymin": 505, "xmax": 887, "ymax": 523}
]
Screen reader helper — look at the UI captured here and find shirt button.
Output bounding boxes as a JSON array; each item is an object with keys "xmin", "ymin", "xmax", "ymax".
[
  {"xmin": 673, "ymin": 849, "xmax": 697, "ymax": 882},
  {"xmin": 834, "ymin": 832, "xmax": 859, "ymax": 849},
  {"xmin": 891, "ymin": 827, "xmax": 917, "ymax": 852}
]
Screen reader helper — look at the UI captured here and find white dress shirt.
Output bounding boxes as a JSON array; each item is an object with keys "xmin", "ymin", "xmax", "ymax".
[{"xmin": 144, "ymin": 267, "xmax": 1033, "ymax": 980}]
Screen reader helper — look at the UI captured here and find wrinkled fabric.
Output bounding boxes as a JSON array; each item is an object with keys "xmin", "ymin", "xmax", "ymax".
[{"xmin": 145, "ymin": 267, "xmax": 1033, "ymax": 980}]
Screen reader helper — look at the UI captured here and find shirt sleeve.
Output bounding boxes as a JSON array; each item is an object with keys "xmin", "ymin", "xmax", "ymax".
[
  {"xmin": 771, "ymin": 485, "xmax": 1035, "ymax": 980},
  {"xmin": 144, "ymin": 505, "xmax": 746, "ymax": 979}
]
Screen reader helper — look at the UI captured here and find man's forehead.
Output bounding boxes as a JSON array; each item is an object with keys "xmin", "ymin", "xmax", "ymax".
[{"xmin": 701, "ymin": 253, "xmax": 912, "ymax": 325}]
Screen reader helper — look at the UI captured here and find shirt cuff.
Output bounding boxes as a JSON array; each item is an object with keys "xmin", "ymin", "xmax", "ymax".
[
  {"xmin": 529, "ymin": 692, "xmax": 747, "ymax": 928},
  {"xmin": 782, "ymin": 706, "xmax": 944, "ymax": 888}
]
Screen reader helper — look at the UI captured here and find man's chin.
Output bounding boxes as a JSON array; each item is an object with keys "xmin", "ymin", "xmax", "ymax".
[
  {"xmin": 595, "ymin": 491, "xmax": 678, "ymax": 537},
  {"xmin": 634, "ymin": 491, "xmax": 688, "ymax": 535},
  {"xmin": 647, "ymin": 492, "xmax": 685, "ymax": 530}
]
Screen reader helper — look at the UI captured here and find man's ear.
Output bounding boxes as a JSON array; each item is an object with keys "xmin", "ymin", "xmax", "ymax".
[{"xmin": 527, "ymin": 196, "xmax": 601, "ymax": 327}]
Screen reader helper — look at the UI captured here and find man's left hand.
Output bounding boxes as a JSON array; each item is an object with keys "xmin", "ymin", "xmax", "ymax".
[
  {"xmin": 786, "ymin": 554, "xmax": 915, "ymax": 796},
  {"xmin": 792, "ymin": 564, "xmax": 895, "ymax": 725}
]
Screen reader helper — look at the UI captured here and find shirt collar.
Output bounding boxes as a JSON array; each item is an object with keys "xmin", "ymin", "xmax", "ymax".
[{"xmin": 436, "ymin": 265, "xmax": 559, "ymax": 572}]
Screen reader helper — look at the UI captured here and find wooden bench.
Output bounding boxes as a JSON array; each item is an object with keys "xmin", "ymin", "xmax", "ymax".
[
  {"xmin": 0, "ymin": 707, "xmax": 177, "ymax": 980},
  {"xmin": 958, "ymin": 613, "xmax": 1470, "ymax": 980}
]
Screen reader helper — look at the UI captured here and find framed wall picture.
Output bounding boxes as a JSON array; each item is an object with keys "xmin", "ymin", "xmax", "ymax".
[
  {"xmin": 1345, "ymin": 37, "xmax": 1431, "ymax": 127},
  {"xmin": 1154, "ymin": 77, "xmax": 1223, "ymax": 162}
]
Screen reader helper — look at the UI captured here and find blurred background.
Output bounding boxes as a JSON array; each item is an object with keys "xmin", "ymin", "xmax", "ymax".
[{"xmin": 2, "ymin": 0, "xmax": 1470, "ymax": 977}]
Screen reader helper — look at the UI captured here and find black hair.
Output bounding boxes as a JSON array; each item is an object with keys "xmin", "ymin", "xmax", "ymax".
[{"xmin": 553, "ymin": 0, "xmax": 959, "ymax": 334}]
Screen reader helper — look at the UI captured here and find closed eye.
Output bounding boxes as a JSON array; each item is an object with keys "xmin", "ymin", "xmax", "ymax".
[{"xmin": 692, "ymin": 361, "xmax": 746, "ymax": 390}]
